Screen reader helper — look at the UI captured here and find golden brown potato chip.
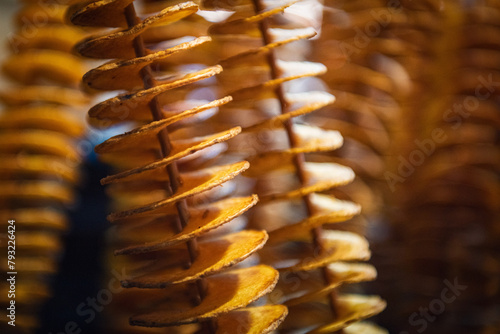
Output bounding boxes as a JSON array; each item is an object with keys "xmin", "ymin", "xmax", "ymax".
[
  {"xmin": 1, "ymin": 256, "xmax": 57, "ymax": 275},
  {"xmin": 121, "ymin": 230, "xmax": 268, "ymax": 287},
  {"xmin": 343, "ymin": 322, "xmax": 389, "ymax": 334},
  {"xmin": 269, "ymin": 231, "xmax": 370, "ymax": 271},
  {"xmin": 9, "ymin": 25, "xmax": 88, "ymax": 53},
  {"xmin": 15, "ymin": 4, "xmax": 66, "ymax": 26},
  {"xmin": 267, "ymin": 200, "xmax": 360, "ymax": 244},
  {"xmin": 308, "ymin": 116, "xmax": 388, "ymax": 151},
  {"xmin": 229, "ymin": 72, "xmax": 326, "ymax": 101},
  {"xmin": 67, "ymin": 0, "xmax": 135, "ymax": 28},
  {"xmin": 215, "ymin": 305, "xmax": 288, "ymax": 334},
  {"xmin": 220, "ymin": 29, "xmax": 316, "ymax": 67},
  {"xmin": 108, "ymin": 161, "xmax": 249, "ymax": 221},
  {"xmin": 101, "ymin": 127, "xmax": 240, "ymax": 184},
  {"xmin": 1, "ymin": 232, "xmax": 61, "ymax": 254},
  {"xmin": 115, "ymin": 196, "xmax": 258, "ymax": 255},
  {"xmin": 75, "ymin": 2, "xmax": 199, "ymax": 58},
  {"xmin": 0, "ymin": 130, "xmax": 80, "ymax": 161},
  {"xmin": 307, "ymin": 295, "xmax": 386, "ymax": 333},
  {"xmin": 284, "ymin": 264, "xmax": 377, "ymax": 307},
  {"xmin": 243, "ymin": 95, "xmax": 336, "ymax": 133},
  {"xmin": 0, "ymin": 208, "xmax": 67, "ymax": 230},
  {"xmin": 129, "ymin": 265, "xmax": 279, "ymax": 327},
  {"xmin": 0, "ymin": 105, "xmax": 85, "ymax": 137},
  {"xmin": 323, "ymin": 63, "xmax": 393, "ymax": 95},
  {"xmin": 209, "ymin": 1, "xmax": 297, "ymax": 36},
  {"xmin": 284, "ymin": 281, "xmax": 341, "ymax": 307},
  {"xmin": 95, "ymin": 97, "xmax": 231, "ymax": 153},
  {"xmin": 293, "ymin": 124, "xmax": 344, "ymax": 152},
  {"xmin": 0, "ymin": 180, "xmax": 74, "ymax": 205},
  {"xmin": 274, "ymin": 301, "xmax": 330, "ymax": 331},
  {"xmin": 259, "ymin": 163, "xmax": 355, "ymax": 203},
  {"xmin": 327, "ymin": 262, "xmax": 377, "ymax": 285},
  {"xmin": 89, "ymin": 66, "xmax": 222, "ymax": 121},
  {"xmin": 3, "ymin": 50, "xmax": 86, "ymax": 86},
  {"xmin": 0, "ymin": 86, "xmax": 89, "ymax": 106},
  {"xmin": 0, "ymin": 154, "xmax": 79, "ymax": 183},
  {"xmin": 83, "ymin": 36, "xmax": 211, "ymax": 90}
]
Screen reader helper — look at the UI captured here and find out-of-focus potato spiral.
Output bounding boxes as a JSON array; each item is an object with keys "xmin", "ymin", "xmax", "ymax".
[{"xmin": 0, "ymin": 1, "xmax": 89, "ymax": 332}]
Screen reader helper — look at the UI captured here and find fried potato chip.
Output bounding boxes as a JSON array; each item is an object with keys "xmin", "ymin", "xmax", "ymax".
[
  {"xmin": 278, "ymin": 301, "xmax": 331, "ymax": 331},
  {"xmin": 220, "ymin": 29, "xmax": 316, "ymax": 67},
  {"xmin": 243, "ymin": 95, "xmax": 335, "ymax": 133},
  {"xmin": 294, "ymin": 124, "xmax": 344, "ymax": 151},
  {"xmin": 83, "ymin": 36, "xmax": 211, "ymax": 90},
  {"xmin": 323, "ymin": 63, "xmax": 394, "ymax": 95},
  {"xmin": 268, "ymin": 230, "xmax": 370, "ymax": 271},
  {"xmin": 122, "ymin": 230, "xmax": 268, "ymax": 287},
  {"xmin": 215, "ymin": 305, "xmax": 288, "ymax": 334},
  {"xmin": 108, "ymin": 161, "xmax": 249, "ymax": 221},
  {"xmin": 68, "ymin": 0, "xmax": 135, "ymax": 28},
  {"xmin": 284, "ymin": 264, "xmax": 377, "ymax": 307},
  {"xmin": 115, "ymin": 196, "xmax": 257, "ymax": 255},
  {"xmin": 0, "ymin": 180, "xmax": 74, "ymax": 205},
  {"xmin": 268, "ymin": 200, "xmax": 360, "ymax": 244},
  {"xmin": 129, "ymin": 265, "xmax": 278, "ymax": 327},
  {"xmin": 310, "ymin": 117, "xmax": 389, "ymax": 152},
  {"xmin": 0, "ymin": 154, "xmax": 79, "ymax": 183},
  {"xmin": 101, "ymin": 127, "xmax": 240, "ymax": 184},
  {"xmin": 307, "ymin": 295, "xmax": 386, "ymax": 333},
  {"xmin": 15, "ymin": 4, "xmax": 66, "ymax": 26},
  {"xmin": 0, "ymin": 256, "xmax": 57, "ymax": 275},
  {"xmin": 259, "ymin": 163, "xmax": 355, "ymax": 203},
  {"xmin": 327, "ymin": 262, "xmax": 377, "ymax": 284},
  {"xmin": 343, "ymin": 322, "xmax": 389, "ymax": 334},
  {"xmin": 9, "ymin": 25, "xmax": 88, "ymax": 53},
  {"xmin": 0, "ymin": 208, "xmax": 67, "ymax": 230},
  {"xmin": 209, "ymin": 1, "xmax": 297, "ymax": 36},
  {"xmin": 0, "ymin": 130, "xmax": 80, "ymax": 161},
  {"xmin": 0, "ymin": 86, "xmax": 89, "ymax": 106},
  {"xmin": 3, "ymin": 49, "xmax": 86, "ymax": 86},
  {"xmin": 0, "ymin": 106, "xmax": 85, "ymax": 137},
  {"xmin": 284, "ymin": 281, "xmax": 341, "ymax": 307},
  {"xmin": 229, "ymin": 72, "xmax": 325, "ymax": 101},
  {"xmin": 0, "ymin": 232, "xmax": 61, "ymax": 254},
  {"xmin": 95, "ymin": 97, "xmax": 230, "ymax": 153},
  {"xmin": 89, "ymin": 66, "xmax": 222, "ymax": 121},
  {"xmin": 75, "ymin": 2, "xmax": 199, "ymax": 58}
]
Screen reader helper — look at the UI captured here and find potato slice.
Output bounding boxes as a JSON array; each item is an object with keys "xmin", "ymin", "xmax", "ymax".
[
  {"xmin": 215, "ymin": 305, "xmax": 288, "ymax": 334},
  {"xmin": 89, "ymin": 66, "xmax": 222, "ymax": 121},
  {"xmin": 115, "ymin": 196, "xmax": 258, "ymax": 255},
  {"xmin": 121, "ymin": 230, "xmax": 268, "ymax": 287},
  {"xmin": 83, "ymin": 36, "xmax": 211, "ymax": 90},
  {"xmin": 68, "ymin": 0, "xmax": 135, "ymax": 28},
  {"xmin": 101, "ymin": 127, "xmax": 240, "ymax": 184},
  {"xmin": 108, "ymin": 161, "xmax": 249, "ymax": 221},
  {"xmin": 0, "ymin": 106, "xmax": 84, "ymax": 137},
  {"xmin": 0, "ymin": 86, "xmax": 89, "ymax": 106},
  {"xmin": 307, "ymin": 295, "xmax": 387, "ymax": 333},
  {"xmin": 3, "ymin": 50, "xmax": 85, "ymax": 86},
  {"xmin": 75, "ymin": 2, "xmax": 198, "ymax": 58},
  {"xmin": 129, "ymin": 265, "xmax": 279, "ymax": 327}
]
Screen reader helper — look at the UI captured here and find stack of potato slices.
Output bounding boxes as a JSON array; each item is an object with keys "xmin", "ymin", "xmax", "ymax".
[
  {"xmin": 69, "ymin": 0, "xmax": 287, "ymax": 333},
  {"xmin": 0, "ymin": 0, "xmax": 89, "ymax": 332},
  {"xmin": 203, "ymin": 0, "xmax": 387, "ymax": 332}
]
